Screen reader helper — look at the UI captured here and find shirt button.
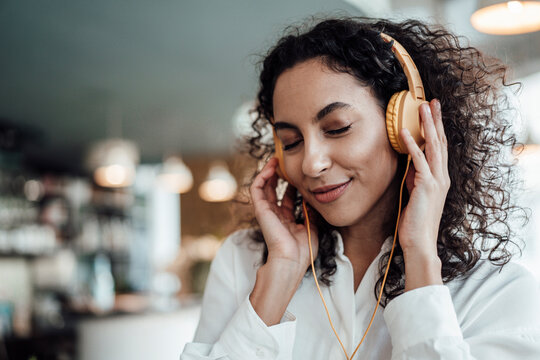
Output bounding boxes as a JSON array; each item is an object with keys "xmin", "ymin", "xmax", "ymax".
[{"xmin": 255, "ymin": 347, "xmax": 266, "ymax": 358}]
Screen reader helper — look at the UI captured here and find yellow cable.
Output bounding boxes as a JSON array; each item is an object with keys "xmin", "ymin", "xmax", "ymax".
[{"xmin": 303, "ymin": 155, "xmax": 412, "ymax": 360}]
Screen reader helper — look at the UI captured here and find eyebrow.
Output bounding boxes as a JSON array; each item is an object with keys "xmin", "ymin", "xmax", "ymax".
[{"xmin": 273, "ymin": 101, "xmax": 352, "ymax": 130}]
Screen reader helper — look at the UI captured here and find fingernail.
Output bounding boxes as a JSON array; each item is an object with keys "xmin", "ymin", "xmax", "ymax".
[
  {"xmin": 425, "ymin": 103, "xmax": 432, "ymax": 116},
  {"xmin": 436, "ymin": 99, "xmax": 441, "ymax": 110}
]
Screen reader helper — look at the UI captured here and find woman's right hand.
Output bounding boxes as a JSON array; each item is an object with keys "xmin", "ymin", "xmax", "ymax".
[{"xmin": 250, "ymin": 157, "xmax": 319, "ymax": 272}]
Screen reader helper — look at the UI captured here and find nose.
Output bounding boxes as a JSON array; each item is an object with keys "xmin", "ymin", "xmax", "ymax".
[{"xmin": 302, "ymin": 137, "xmax": 331, "ymax": 178}]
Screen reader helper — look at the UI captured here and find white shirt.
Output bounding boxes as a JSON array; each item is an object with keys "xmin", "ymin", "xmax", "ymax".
[{"xmin": 180, "ymin": 229, "xmax": 540, "ymax": 360}]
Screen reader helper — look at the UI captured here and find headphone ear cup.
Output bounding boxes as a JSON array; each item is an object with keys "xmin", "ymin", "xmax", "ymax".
[
  {"xmin": 386, "ymin": 91, "xmax": 407, "ymax": 153},
  {"xmin": 386, "ymin": 91, "xmax": 426, "ymax": 154},
  {"xmin": 272, "ymin": 129, "xmax": 291, "ymax": 183}
]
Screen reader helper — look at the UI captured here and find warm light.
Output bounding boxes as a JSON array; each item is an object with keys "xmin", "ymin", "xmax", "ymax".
[
  {"xmin": 199, "ymin": 179, "xmax": 235, "ymax": 202},
  {"xmin": 105, "ymin": 164, "xmax": 127, "ymax": 185},
  {"xmin": 158, "ymin": 173, "xmax": 193, "ymax": 193},
  {"xmin": 86, "ymin": 138, "xmax": 139, "ymax": 188},
  {"xmin": 94, "ymin": 164, "xmax": 135, "ymax": 188},
  {"xmin": 471, "ymin": 1, "xmax": 540, "ymax": 35},
  {"xmin": 507, "ymin": 0, "xmax": 524, "ymax": 12},
  {"xmin": 157, "ymin": 156, "xmax": 193, "ymax": 193},
  {"xmin": 198, "ymin": 161, "xmax": 237, "ymax": 202}
]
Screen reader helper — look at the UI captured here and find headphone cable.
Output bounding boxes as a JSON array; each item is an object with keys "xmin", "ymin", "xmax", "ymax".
[{"xmin": 302, "ymin": 154, "xmax": 412, "ymax": 360}]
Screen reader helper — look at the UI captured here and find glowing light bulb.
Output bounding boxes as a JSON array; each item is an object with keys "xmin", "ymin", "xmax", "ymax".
[
  {"xmin": 94, "ymin": 164, "xmax": 135, "ymax": 187},
  {"xmin": 198, "ymin": 161, "xmax": 237, "ymax": 202},
  {"xmin": 507, "ymin": 1, "xmax": 523, "ymax": 13},
  {"xmin": 471, "ymin": 0, "xmax": 540, "ymax": 34},
  {"xmin": 105, "ymin": 164, "xmax": 128, "ymax": 185}
]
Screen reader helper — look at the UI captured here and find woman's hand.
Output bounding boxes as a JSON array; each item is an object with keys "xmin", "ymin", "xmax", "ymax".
[
  {"xmin": 249, "ymin": 157, "xmax": 319, "ymax": 326},
  {"xmin": 250, "ymin": 157, "xmax": 319, "ymax": 272},
  {"xmin": 398, "ymin": 99, "xmax": 450, "ymax": 291}
]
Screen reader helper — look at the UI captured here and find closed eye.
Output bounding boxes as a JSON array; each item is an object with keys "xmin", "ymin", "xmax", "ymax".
[
  {"xmin": 283, "ymin": 140, "xmax": 301, "ymax": 151},
  {"xmin": 282, "ymin": 125, "xmax": 352, "ymax": 151},
  {"xmin": 326, "ymin": 124, "xmax": 352, "ymax": 135}
]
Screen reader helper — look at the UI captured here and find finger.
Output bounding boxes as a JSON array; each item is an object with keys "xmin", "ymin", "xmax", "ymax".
[
  {"xmin": 250, "ymin": 157, "xmax": 279, "ymax": 204},
  {"xmin": 263, "ymin": 172, "xmax": 278, "ymax": 205},
  {"xmin": 432, "ymin": 99, "xmax": 449, "ymax": 179},
  {"xmin": 400, "ymin": 127, "xmax": 431, "ymax": 176},
  {"xmin": 431, "ymin": 99, "xmax": 446, "ymax": 146},
  {"xmin": 420, "ymin": 102, "xmax": 443, "ymax": 177},
  {"xmin": 281, "ymin": 183, "xmax": 297, "ymax": 213}
]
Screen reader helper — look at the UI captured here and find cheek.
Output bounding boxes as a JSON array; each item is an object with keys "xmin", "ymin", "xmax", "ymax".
[
  {"xmin": 347, "ymin": 130, "xmax": 398, "ymax": 178},
  {"xmin": 282, "ymin": 155, "xmax": 303, "ymax": 187},
  {"xmin": 340, "ymin": 129, "xmax": 385, "ymax": 165}
]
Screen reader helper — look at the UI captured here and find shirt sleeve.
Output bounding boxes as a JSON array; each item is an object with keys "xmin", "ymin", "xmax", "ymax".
[
  {"xmin": 383, "ymin": 266, "xmax": 540, "ymax": 360},
  {"xmin": 180, "ymin": 231, "xmax": 298, "ymax": 360}
]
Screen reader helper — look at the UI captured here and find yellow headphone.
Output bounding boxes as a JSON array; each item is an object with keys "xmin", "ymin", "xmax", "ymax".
[{"xmin": 270, "ymin": 32, "xmax": 428, "ymax": 360}]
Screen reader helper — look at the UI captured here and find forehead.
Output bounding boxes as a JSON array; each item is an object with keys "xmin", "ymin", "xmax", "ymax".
[{"xmin": 272, "ymin": 58, "xmax": 380, "ymax": 121}]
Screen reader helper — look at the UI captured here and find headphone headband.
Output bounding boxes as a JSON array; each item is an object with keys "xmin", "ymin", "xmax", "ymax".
[{"xmin": 380, "ymin": 32, "xmax": 426, "ymax": 101}]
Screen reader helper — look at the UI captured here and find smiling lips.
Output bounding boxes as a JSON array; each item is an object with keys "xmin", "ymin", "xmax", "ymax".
[{"xmin": 311, "ymin": 179, "xmax": 352, "ymax": 203}]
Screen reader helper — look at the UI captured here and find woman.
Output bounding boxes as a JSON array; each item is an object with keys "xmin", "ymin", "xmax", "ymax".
[{"xmin": 181, "ymin": 16, "xmax": 540, "ymax": 359}]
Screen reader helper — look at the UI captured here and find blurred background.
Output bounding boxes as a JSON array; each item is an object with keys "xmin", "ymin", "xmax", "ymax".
[{"xmin": 0, "ymin": 0, "xmax": 539, "ymax": 359}]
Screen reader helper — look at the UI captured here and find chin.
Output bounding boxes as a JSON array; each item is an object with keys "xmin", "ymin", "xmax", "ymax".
[
  {"xmin": 315, "ymin": 209, "xmax": 357, "ymax": 228},
  {"xmin": 326, "ymin": 217, "xmax": 356, "ymax": 228}
]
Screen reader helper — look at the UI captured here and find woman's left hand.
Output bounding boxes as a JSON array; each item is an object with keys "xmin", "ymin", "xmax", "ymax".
[{"xmin": 397, "ymin": 99, "xmax": 450, "ymax": 290}]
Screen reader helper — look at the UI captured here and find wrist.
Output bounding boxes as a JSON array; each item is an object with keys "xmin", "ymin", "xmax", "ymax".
[
  {"xmin": 402, "ymin": 245, "xmax": 440, "ymax": 263},
  {"xmin": 266, "ymin": 255, "xmax": 309, "ymax": 275},
  {"xmin": 250, "ymin": 260, "xmax": 304, "ymax": 326},
  {"xmin": 261, "ymin": 258, "xmax": 307, "ymax": 284},
  {"xmin": 403, "ymin": 249, "xmax": 443, "ymax": 292}
]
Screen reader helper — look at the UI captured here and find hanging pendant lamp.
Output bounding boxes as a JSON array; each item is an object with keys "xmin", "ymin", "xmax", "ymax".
[
  {"xmin": 471, "ymin": 1, "xmax": 540, "ymax": 35},
  {"xmin": 87, "ymin": 138, "xmax": 140, "ymax": 188},
  {"xmin": 157, "ymin": 155, "xmax": 193, "ymax": 194},
  {"xmin": 198, "ymin": 161, "xmax": 237, "ymax": 202}
]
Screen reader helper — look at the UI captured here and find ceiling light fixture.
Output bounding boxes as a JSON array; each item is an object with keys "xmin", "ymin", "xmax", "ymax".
[
  {"xmin": 198, "ymin": 161, "xmax": 237, "ymax": 202},
  {"xmin": 87, "ymin": 138, "xmax": 140, "ymax": 188},
  {"xmin": 471, "ymin": 1, "xmax": 540, "ymax": 35},
  {"xmin": 157, "ymin": 155, "xmax": 193, "ymax": 194}
]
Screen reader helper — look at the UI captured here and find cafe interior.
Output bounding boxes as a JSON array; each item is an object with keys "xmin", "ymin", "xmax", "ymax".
[{"xmin": 0, "ymin": 0, "xmax": 539, "ymax": 359}]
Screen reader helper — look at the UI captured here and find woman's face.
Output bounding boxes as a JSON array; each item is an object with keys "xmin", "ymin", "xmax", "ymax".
[{"xmin": 272, "ymin": 58, "xmax": 399, "ymax": 227}]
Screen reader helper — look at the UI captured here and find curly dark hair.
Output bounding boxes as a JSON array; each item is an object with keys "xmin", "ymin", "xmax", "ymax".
[{"xmin": 233, "ymin": 16, "xmax": 528, "ymax": 307}]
